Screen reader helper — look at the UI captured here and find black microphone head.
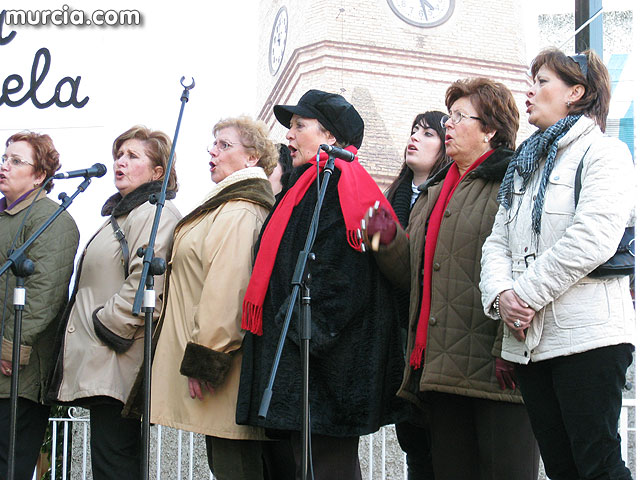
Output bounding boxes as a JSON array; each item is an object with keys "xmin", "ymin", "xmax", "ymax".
[{"xmin": 93, "ymin": 163, "xmax": 107, "ymax": 178}]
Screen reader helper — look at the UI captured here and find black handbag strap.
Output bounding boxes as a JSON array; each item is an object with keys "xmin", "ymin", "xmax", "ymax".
[
  {"xmin": 110, "ymin": 216, "xmax": 130, "ymax": 278},
  {"xmin": 573, "ymin": 146, "xmax": 591, "ymax": 207}
]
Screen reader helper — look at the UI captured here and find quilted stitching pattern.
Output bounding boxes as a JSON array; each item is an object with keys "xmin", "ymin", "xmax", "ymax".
[
  {"xmin": 398, "ymin": 152, "xmax": 522, "ymax": 404},
  {"xmin": 0, "ymin": 196, "xmax": 79, "ymax": 401}
]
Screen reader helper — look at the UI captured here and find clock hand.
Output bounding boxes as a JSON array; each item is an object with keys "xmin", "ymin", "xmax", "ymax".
[{"xmin": 419, "ymin": 0, "xmax": 434, "ymax": 20}]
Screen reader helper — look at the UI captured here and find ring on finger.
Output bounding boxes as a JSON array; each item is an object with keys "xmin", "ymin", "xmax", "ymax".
[{"xmin": 513, "ymin": 319, "xmax": 522, "ymax": 328}]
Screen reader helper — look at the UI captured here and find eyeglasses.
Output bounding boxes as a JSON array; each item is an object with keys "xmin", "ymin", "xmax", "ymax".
[
  {"xmin": 1, "ymin": 155, "xmax": 34, "ymax": 168},
  {"xmin": 440, "ymin": 111, "xmax": 483, "ymax": 128},
  {"xmin": 207, "ymin": 140, "xmax": 236, "ymax": 153}
]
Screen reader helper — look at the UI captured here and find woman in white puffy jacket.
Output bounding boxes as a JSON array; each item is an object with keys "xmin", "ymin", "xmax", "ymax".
[{"xmin": 480, "ymin": 48, "xmax": 635, "ymax": 480}]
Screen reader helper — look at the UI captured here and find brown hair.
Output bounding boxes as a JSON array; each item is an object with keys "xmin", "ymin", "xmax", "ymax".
[
  {"xmin": 213, "ymin": 116, "xmax": 278, "ymax": 175},
  {"xmin": 445, "ymin": 77, "xmax": 520, "ymax": 150},
  {"xmin": 6, "ymin": 132, "xmax": 60, "ymax": 193},
  {"xmin": 530, "ymin": 48, "xmax": 610, "ymax": 132},
  {"xmin": 386, "ymin": 111, "xmax": 450, "ymax": 200},
  {"xmin": 112, "ymin": 126, "xmax": 178, "ymax": 192}
]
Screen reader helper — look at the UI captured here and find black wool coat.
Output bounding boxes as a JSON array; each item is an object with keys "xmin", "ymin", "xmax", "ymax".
[{"xmin": 236, "ymin": 163, "xmax": 408, "ymax": 437}]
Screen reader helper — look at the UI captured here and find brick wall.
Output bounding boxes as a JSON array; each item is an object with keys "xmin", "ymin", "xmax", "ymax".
[{"xmin": 257, "ymin": 0, "xmax": 535, "ymax": 185}]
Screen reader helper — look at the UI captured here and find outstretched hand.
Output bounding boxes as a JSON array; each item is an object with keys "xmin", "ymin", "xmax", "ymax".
[{"xmin": 360, "ymin": 202, "xmax": 396, "ymax": 252}]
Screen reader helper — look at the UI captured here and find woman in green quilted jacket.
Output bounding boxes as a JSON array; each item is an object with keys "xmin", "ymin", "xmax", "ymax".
[
  {"xmin": 364, "ymin": 78, "xmax": 540, "ymax": 480},
  {"xmin": 0, "ymin": 131, "xmax": 79, "ymax": 480}
]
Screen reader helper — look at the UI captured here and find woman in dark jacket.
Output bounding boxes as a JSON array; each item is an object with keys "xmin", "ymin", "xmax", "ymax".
[
  {"xmin": 386, "ymin": 111, "xmax": 448, "ymax": 480},
  {"xmin": 365, "ymin": 78, "xmax": 539, "ymax": 480},
  {"xmin": 237, "ymin": 89, "xmax": 407, "ymax": 480}
]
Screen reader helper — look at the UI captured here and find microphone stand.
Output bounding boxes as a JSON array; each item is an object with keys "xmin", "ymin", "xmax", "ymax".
[
  {"xmin": 131, "ymin": 76, "xmax": 194, "ymax": 480},
  {"xmin": 0, "ymin": 177, "xmax": 93, "ymax": 480},
  {"xmin": 259, "ymin": 151, "xmax": 338, "ymax": 480}
]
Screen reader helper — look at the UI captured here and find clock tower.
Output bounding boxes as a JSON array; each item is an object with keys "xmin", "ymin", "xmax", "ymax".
[{"xmin": 257, "ymin": 0, "xmax": 533, "ymax": 185}]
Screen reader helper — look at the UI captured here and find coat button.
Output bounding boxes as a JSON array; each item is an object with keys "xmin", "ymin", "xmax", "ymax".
[
  {"xmin": 68, "ymin": 326, "xmax": 75, "ymax": 333},
  {"xmin": 444, "ymin": 209, "xmax": 451, "ymax": 217},
  {"xmin": 429, "ymin": 317, "xmax": 437, "ymax": 326},
  {"xmin": 433, "ymin": 263, "xmax": 440, "ymax": 271}
]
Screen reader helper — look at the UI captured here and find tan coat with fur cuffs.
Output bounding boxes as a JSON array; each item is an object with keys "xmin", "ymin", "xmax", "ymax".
[{"xmin": 150, "ymin": 169, "xmax": 274, "ymax": 439}]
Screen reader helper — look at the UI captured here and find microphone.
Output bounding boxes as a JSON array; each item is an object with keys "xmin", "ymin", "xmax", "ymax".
[
  {"xmin": 319, "ymin": 144, "xmax": 355, "ymax": 162},
  {"xmin": 54, "ymin": 163, "xmax": 107, "ymax": 179}
]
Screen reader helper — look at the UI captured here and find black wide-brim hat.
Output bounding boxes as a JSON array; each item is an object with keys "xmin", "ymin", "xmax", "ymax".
[{"xmin": 273, "ymin": 89, "xmax": 364, "ymax": 149}]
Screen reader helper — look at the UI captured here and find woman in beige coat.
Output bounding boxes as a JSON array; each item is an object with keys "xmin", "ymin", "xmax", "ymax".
[
  {"xmin": 150, "ymin": 116, "xmax": 276, "ymax": 480},
  {"xmin": 48, "ymin": 126, "xmax": 181, "ymax": 480}
]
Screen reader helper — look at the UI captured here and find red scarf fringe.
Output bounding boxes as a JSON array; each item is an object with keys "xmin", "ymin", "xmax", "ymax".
[
  {"xmin": 410, "ymin": 150, "xmax": 494, "ymax": 369},
  {"xmin": 241, "ymin": 146, "xmax": 398, "ymax": 335}
]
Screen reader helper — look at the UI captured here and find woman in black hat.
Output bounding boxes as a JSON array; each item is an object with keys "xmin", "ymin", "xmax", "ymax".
[{"xmin": 237, "ymin": 89, "xmax": 407, "ymax": 479}]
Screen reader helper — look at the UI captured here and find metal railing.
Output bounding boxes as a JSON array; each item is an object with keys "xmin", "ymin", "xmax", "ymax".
[{"xmin": 35, "ymin": 403, "xmax": 636, "ymax": 480}]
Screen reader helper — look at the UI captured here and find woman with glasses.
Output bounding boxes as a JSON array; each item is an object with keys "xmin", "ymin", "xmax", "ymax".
[
  {"xmin": 364, "ymin": 78, "xmax": 539, "ymax": 480},
  {"xmin": 48, "ymin": 126, "xmax": 181, "ymax": 480},
  {"xmin": 150, "ymin": 116, "xmax": 276, "ymax": 480},
  {"xmin": 0, "ymin": 132, "xmax": 79, "ymax": 479},
  {"xmin": 385, "ymin": 111, "xmax": 449, "ymax": 480},
  {"xmin": 481, "ymin": 49, "xmax": 634, "ymax": 479}
]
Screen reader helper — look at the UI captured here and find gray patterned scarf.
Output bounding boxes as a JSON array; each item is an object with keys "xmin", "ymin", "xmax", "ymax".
[{"xmin": 497, "ymin": 115, "xmax": 581, "ymax": 234}]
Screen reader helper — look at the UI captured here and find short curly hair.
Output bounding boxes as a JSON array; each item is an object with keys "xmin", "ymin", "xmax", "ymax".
[
  {"xmin": 213, "ymin": 116, "xmax": 278, "ymax": 176},
  {"xmin": 112, "ymin": 126, "xmax": 178, "ymax": 192},
  {"xmin": 445, "ymin": 77, "xmax": 520, "ymax": 150},
  {"xmin": 6, "ymin": 132, "xmax": 60, "ymax": 193}
]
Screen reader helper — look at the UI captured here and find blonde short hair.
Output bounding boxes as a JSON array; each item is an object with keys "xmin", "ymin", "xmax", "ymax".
[{"xmin": 213, "ymin": 116, "xmax": 278, "ymax": 176}]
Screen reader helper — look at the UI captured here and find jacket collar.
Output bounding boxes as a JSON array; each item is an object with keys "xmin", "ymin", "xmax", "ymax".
[
  {"xmin": 1, "ymin": 189, "xmax": 47, "ymax": 215},
  {"xmin": 201, "ymin": 167, "xmax": 268, "ymax": 203},
  {"xmin": 101, "ymin": 181, "xmax": 176, "ymax": 217},
  {"xmin": 419, "ymin": 147, "xmax": 514, "ymax": 191},
  {"xmin": 177, "ymin": 173, "xmax": 275, "ymax": 231},
  {"xmin": 557, "ymin": 115, "xmax": 597, "ymax": 150}
]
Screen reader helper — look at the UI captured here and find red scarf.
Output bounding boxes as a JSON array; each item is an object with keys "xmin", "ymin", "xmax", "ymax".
[
  {"xmin": 242, "ymin": 146, "xmax": 398, "ymax": 335},
  {"xmin": 410, "ymin": 150, "xmax": 494, "ymax": 369}
]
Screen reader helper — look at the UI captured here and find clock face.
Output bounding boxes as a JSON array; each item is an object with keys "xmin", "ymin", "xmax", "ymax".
[
  {"xmin": 269, "ymin": 6, "xmax": 288, "ymax": 75},
  {"xmin": 387, "ymin": 0, "xmax": 455, "ymax": 28}
]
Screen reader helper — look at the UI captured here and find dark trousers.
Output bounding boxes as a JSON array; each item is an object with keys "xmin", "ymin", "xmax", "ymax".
[
  {"xmin": 205, "ymin": 435, "xmax": 264, "ymax": 480},
  {"xmin": 263, "ymin": 438, "xmax": 296, "ymax": 480},
  {"xmin": 429, "ymin": 392, "xmax": 540, "ymax": 480},
  {"xmin": 0, "ymin": 397, "xmax": 50, "ymax": 480},
  {"xmin": 516, "ymin": 344, "xmax": 633, "ymax": 480},
  {"xmin": 395, "ymin": 421, "xmax": 434, "ymax": 480},
  {"xmin": 289, "ymin": 432, "xmax": 362, "ymax": 480},
  {"xmin": 89, "ymin": 403, "xmax": 141, "ymax": 480}
]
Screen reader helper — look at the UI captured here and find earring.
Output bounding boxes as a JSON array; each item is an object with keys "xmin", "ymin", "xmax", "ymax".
[
  {"xmin": 566, "ymin": 101, "xmax": 572, "ymax": 107},
  {"xmin": 483, "ymin": 135, "xmax": 489, "ymax": 143},
  {"xmin": 245, "ymin": 162, "xmax": 250, "ymax": 167}
]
